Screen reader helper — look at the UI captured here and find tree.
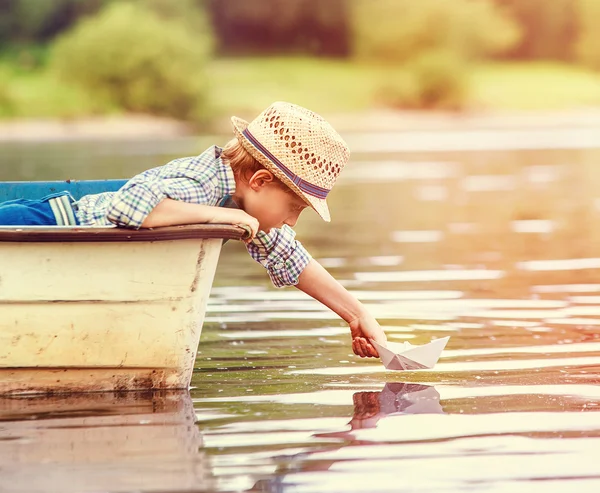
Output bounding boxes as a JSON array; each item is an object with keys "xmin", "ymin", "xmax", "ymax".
[
  {"xmin": 495, "ymin": 0, "xmax": 578, "ymax": 61},
  {"xmin": 576, "ymin": 0, "xmax": 600, "ymax": 70},
  {"xmin": 0, "ymin": 0, "xmax": 107, "ymax": 45},
  {"xmin": 208, "ymin": 0, "xmax": 350, "ymax": 56},
  {"xmin": 51, "ymin": 2, "xmax": 213, "ymax": 122}
]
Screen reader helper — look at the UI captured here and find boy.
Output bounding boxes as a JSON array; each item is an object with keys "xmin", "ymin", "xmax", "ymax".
[{"xmin": 0, "ymin": 102, "xmax": 387, "ymax": 358}]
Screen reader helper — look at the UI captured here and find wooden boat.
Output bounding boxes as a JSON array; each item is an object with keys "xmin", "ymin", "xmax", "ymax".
[
  {"xmin": 0, "ymin": 390, "xmax": 215, "ymax": 492},
  {"xmin": 0, "ymin": 180, "xmax": 248, "ymax": 395}
]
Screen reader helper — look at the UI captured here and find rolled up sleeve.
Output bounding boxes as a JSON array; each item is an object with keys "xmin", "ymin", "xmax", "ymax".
[
  {"xmin": 106, "ymin": 180, "xmax": 168, "ymax": 228},
  {"xmin": 104, "ymin": 156, "xmax": 218, "ymax": 229},
  {"xmin": 246, "ymin": 225, "xmax": 312, "ymax": 288}
]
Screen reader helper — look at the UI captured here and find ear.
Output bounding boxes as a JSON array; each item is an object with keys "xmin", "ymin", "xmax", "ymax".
[{"xmin": 248, "ymin": 169, "xmax": 275, "ymax": 191}]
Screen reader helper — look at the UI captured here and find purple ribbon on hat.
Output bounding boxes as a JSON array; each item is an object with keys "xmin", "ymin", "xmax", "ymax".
[{"xmin": 242, "ymin": 129, "xmax": 330, "ymax": 199}]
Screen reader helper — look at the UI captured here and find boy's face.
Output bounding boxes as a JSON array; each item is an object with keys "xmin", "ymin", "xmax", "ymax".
[{"xmin": 242, "ymin": 171, "xmax": 308, "ymax": 233}]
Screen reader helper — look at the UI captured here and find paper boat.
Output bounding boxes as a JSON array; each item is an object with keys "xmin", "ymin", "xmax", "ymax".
[{"xmin": 370, "ymin": 337, "xmax": 450, "ymax": 370}]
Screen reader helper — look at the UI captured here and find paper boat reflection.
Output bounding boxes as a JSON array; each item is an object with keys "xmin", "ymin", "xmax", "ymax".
[
  {"xmin": 349, "ymin": 382, "xmax": 444, "ymax": 429},
  {"xmin": 371, "ymin": 336, "xmax": 450, "ymax": 370},
  {"xmin": 0, "ymin": 391, "xmax": 214, "ymax": 493},
  {"xmin": 250, "ymin": 383, "xmax": 444, "ymax": 492}
]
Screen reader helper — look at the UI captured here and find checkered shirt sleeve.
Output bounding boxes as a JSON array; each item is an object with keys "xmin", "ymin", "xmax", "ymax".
[
  {"xmin": 246, "ymin": 225, "xmax": 312, "ymax": 288},
  {"xmin": 104, "ymin": 153, "xmax": 225, "ymax": 229}
]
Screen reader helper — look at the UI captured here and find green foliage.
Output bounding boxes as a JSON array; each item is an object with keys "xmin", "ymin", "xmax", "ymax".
[
  {"xmin": 576, "ymin": 0, "xmax": 600, "ymax": 71},
  {"xmin": 379, "ymin": 52, "xmax": 468, "ymax": 110},
  {"xmin": 0, "ymin": 69, "xmax": 15, "ymax": 116},
  {"xmin": 0, "ymin": 60, "xmax": 112, "ymax": 119},
  {"xmin": 0, "ymin": 0, "xmax": 108, "ymax": 44},
  {"xmin": 410, "ymin": 52, "xmax": 468, "ymax": 109},
  {"xmin": 496, "ymin": 0, "xmax": 577, "ymax": 61},
  {"xmin": 51, "ymin": 2, "xmax": 213, "ymax": 122},
  {"xmin": 133, "ymin": 0, "xmax": 210, "ymax": 32},
  {"xmin": 350, "ymin": 0, "xmax": 520, "ymax": 63},
  {"xmin": 470, "ymin": 62, "xmax": 600, "ymax": 109},
  {"xmin": 350, "ymin": 0, "xmax": 519, "ymax": 109}
]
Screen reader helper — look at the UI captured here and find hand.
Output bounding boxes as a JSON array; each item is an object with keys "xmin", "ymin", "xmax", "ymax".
[
  {"xmin": 211, "ymin": 208, "xmax": 259, "ymax": 241},
  {"xmin": 349, "ymin": 312, "xmax": 387, "ymax": 358}
]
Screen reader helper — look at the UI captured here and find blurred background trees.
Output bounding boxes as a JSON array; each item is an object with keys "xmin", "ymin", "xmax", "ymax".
[
  {"xmin": 209, "ymin": 0, "xmax": 350, "ymax": 56},
  {"xmin": 52, "ymin": 1, "xmax": 212, "ymax": 122},
  {"xmin": 1, "ymin": 0, "xmax": 600, "ymax": 123},
  {"xmin": 496, "ymin": 0, "xmax": 578, "ymax": 61},
  {"xmin": 350, "ymin": 0, "xmax": 520, "ymax": 109},
  {"xmin": 576, "ymin": 0, "xmax": 600, "ymax": 70}
]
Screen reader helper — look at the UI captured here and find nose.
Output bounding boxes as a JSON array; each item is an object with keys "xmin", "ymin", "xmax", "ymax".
[{"xmin": 284, "ymin": 211, "xmax": 300, "ymax": 228}]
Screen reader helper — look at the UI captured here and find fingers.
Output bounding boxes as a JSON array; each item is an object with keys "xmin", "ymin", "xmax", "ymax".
[
  {"xmin": 243, "ymin": 218, "xmax": 258, "ymax": 240},
  {"xmin": 238, "ymin": 224, "xmax": 254, "ymax": 241},
  {"xmin": 352, "ymin": 337, "xmax": 380, "ymax": 358},
  {"xmin": 352, "ymin": 338, "xmax": 361, "ymax": 356},
  {"xmin": 367, "ymin": 340, "xmax": 380, "ymax": 358},
  {"xmin": 238, "ymin": 214, "xmax": 259, "ymax": 242},
  {"xmin": 249, "ymin": 218, "xmax": 259, "ymax": 238},
  {"xmin": 242, "ymin": 223, "xmax": 258, "ymax": 242}
]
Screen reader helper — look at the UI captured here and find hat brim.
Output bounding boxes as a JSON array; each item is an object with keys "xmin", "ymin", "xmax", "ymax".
[{"xmin": 231, "ymin": 115, "xmax": 331, "ymax": 222}]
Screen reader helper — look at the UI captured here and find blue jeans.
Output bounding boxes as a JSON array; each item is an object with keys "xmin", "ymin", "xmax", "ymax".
[{"xmin": 0, "ymin": 192, "xmax": 79, "ymax": 226}]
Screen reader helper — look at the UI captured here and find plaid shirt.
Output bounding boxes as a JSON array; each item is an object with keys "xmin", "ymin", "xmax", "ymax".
[{"xmin": 75, "ymin": 145, "xmax": 311, "ymax": 288}]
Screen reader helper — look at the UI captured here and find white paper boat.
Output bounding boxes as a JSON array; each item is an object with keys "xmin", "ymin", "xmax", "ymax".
[{"xmin": 370, "ymin": 337, "xmax": 450, "ymax": 370}]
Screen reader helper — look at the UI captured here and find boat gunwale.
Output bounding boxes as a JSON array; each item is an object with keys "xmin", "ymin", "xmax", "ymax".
[{"xmin": 0, "ymin": 224, "xmax": 250, "ymax": 242}]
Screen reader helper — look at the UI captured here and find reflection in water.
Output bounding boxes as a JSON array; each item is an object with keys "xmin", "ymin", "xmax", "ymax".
[
  {"xmin": 249, "ymin": 383, "xmax": 443, "ymax": 493},
  {"xmin": 391, "ymin": 230, "xmax": 444, "ymax": 243},
  {"xmin": 4, "ymin": 138, "xmax": 600, "ymax": 491},
  {"xmin": 335, "ymin": 383, "xmax": 443, "ymax": 432},
  {"xmin": 354, "ymin": 269, "xmax": 505, "ymax": 282},
  {"xmin": 518, "ymin": 258, "xmax": 600, "ymax": 271},
  {"xmin": 0, "ymin": 392, "xmax": 213, "ymax": 493},
  {"xmin": 511, "ymin": 219, "xmax": 555, "ymax": 234}
]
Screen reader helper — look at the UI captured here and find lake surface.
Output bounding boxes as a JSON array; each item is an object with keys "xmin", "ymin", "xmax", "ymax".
[{"xmin": 1, "ymin": 129, "xmax": 600, "ymax": 492}]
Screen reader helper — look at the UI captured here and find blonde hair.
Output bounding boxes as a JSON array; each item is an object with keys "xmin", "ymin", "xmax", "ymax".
[
  {"xmin": 222, "ymin": 138, "xmax": 293, "ymax": 194},
  {"xmin": 222, "ymin": 138, "xmax": 264, "ymax": 183}
]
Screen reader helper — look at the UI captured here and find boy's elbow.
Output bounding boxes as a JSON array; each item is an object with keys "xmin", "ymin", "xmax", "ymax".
[
  {"xmin": 140, "ymin": 215, "xmax": 157, "ymax": 228},
  {"xmin": 106, "ymin": 204, "xmax": 142, "ymax": 229},
  {"xmin": 105, "ymin": 183, "xmax": 161, "ymax": 229}
]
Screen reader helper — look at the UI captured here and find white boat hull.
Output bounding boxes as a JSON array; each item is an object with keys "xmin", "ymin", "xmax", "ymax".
[{"xmin": 0, "ymin": 237, "xmax": 223, "ymax": 394}]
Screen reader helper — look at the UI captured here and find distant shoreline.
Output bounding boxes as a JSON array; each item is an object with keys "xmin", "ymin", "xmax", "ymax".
[{"xmin": 3, "ymin": 108, "xmax": 600, "ymax": 142}]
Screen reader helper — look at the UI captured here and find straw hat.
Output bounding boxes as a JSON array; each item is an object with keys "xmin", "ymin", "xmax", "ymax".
[{"xmin": 231, "ymin": 101, "xmax": 350, "ymax": 222}]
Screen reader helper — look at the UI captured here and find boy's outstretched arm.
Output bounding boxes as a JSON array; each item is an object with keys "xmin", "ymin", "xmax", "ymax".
[{"xmin": 295, "ymin": 259, "xmax": 387, "ymax": 358}]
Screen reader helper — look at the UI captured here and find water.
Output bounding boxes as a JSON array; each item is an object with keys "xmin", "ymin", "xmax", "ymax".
[{"xmin": 2, "ymin": 132, "xmax": 600, "ymax": 492}]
